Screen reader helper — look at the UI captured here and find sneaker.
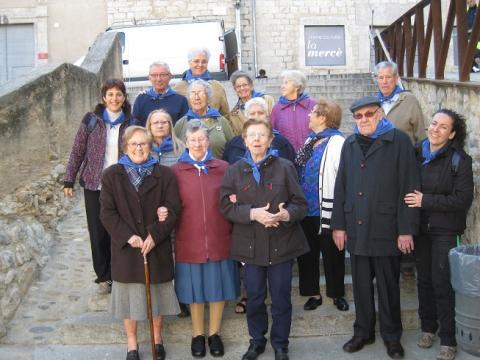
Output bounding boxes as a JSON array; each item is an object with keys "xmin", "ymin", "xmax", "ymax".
[
  {"xmin": 417, "ymin": 332, "xmax": 436, "ymax": 348},
  {"xmin": 437, "ymin": 345, "xmax": 456, "ymax": 360},
  {"xmin": 97, "ymin": 281, "xmax": 112, "ymax": 295},
  {"xmin": 472, "ymin": 66, "xmax": 480, "ymax": 73}
]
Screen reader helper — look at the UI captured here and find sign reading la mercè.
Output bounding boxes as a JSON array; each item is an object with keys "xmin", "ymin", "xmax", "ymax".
[{"xmin": 304, "ymin": 26, "xmax": 346, "ymax": 66}]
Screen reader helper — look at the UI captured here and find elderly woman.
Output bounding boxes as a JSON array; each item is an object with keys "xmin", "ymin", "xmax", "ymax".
[
  {"xmin": 227, "ymin": 70, "xmax": 275, "ymax": 135},
  {"xmin": 295, "ymin": 99, "xmax": 348, "ymax": 313},
  {"xmin": 271, "ymin": 70, "xmax": 316, "ymax": 152},
  {"xmin": 100, "ymin": 126, "xmax": 181, "ymax": 360},
  {"xmin": 404, "ymin": 109, "xmax": 474, "ymax": 360},
  {"xmin": 146, "ymin": 109, "xmax": 185, "ymax": 166},
  {"xmin": 171, "ymin": 120, "xmax": 239, "ymax": 358},
  {"xmin": 64, "ymin": 79, "xmax": 133, "ymax": 294},
  {"xmin": 223, "ymin": 97, "xmax": 295, "ymax": 165},
  {"xmin": 172, "ymin": 47, "xmax": 229, "ymax": 116},
  {"xmin": 220, "ymin": 119, "xmax": 308, "ymax": 360},
  {"xmin": 174, "ymin": 79, "xmax": 234, "ymax": 159}
]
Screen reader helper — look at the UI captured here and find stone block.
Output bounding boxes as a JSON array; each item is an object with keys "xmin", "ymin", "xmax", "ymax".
[
  {"xmin": 1, "ymin": 286, "xmax": 21, "ymax": 319},
  {"xmin": 0, "ymin": 251, "xmax": 15, "ymax": 272},
  {"xmin": 4, "ymin": 270, "xmax": 16, "ymax": 285}
]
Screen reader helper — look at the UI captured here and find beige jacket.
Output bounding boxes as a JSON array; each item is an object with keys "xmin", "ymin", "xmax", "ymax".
[
  {"xmin": 226, "ymin": 94, "xmax": 275, "ymax": 135},
  {"xmin": 384, "ymin": 92, "xmax": 426, "ymax": 144},
  {"xmin": 173, "ymin": 79, "xmax": 229, "ymax": 116}
]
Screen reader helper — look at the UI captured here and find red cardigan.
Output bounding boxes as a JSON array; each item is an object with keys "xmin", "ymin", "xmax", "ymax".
[{"xmin": 171, "ymin": 159, "xmax": 232, "ymax": 263}]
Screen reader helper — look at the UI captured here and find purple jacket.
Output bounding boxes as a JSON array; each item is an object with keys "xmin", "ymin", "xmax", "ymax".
[
  {"xmin": 270, "ymin": 97, "xmax": 316, "ymax": 152},
  {"xmin": 64, "ymin": 106, "xmax": 131, "ymax": 191}
]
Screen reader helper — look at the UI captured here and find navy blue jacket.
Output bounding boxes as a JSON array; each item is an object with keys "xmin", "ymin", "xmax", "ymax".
[
  {"xmin": 132, "ymin": 92, "xmax": 189, "ymax": 126},
  {"xmin": 467, "ymin": 5, "xmax": 477, "ymax": 31},
  {"xmin": 222, "ymin": 132, "xmax": 296, "ymax": 165}
]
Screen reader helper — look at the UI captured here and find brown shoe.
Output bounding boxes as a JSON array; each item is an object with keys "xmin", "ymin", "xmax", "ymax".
[
  {"xmin": 343, "ymin": 335, "xmax": 375, "ymax": 353},
  {"xmin": 385, "ymin": 341, "xmax": 404, "ymax": 359}
]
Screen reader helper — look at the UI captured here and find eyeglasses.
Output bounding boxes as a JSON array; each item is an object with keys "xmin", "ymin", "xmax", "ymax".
[
  {"xmin": 151, "ymin": 120, "xmax": 169, "ymax": 126},
  {"xmin": 187, "ymin": 137, "xmax": 208, "ymax": 144},
  {"xmin": 235, "ymin": 83, "xmax": 251, "ymax": 89},
  {"xmin": 191, "ymin": 59, "xmax": 208, "ymax": 65},
  {"xmin": 149, "ymin": 73, "xmax": 171, "ymax": 79},
  {"xmin": 190, "ymin": 91, "xmax": 207, "ymax": 98},
  {"xmin": 128, "ymin": 142, "xmax": 149, "ymax": 149},
  {"xmin": 353, "ymin": 107, "xmax": 381, "ymax": 120},
  {"xmin": 246, "ymin": 132, "xmax": 269, "ymax": 140}
]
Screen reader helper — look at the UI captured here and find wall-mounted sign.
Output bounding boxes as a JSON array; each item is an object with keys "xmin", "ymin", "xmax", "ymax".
[{"xmin": 304, "ymin": 25, "xmax": 346, "ymax": 66}]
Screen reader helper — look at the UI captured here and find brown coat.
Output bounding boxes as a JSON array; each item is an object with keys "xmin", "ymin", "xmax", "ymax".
[
  {"xmin": 173, "ymin": 79, "xmax": 230, "ymax": 116},
  {"xmin": 100, "ymin": 164, "xmax": 181, "ymax": 283}
]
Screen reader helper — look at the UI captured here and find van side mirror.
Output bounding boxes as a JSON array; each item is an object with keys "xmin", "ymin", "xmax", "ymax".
[{"xmin": 123, "ymin": 59, "xmax": 129, "ymax": 65}]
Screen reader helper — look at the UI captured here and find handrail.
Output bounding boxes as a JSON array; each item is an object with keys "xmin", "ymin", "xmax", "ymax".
[{"xmin": 374, "ymin": 0, "xmax": 480, "ymax": 82}]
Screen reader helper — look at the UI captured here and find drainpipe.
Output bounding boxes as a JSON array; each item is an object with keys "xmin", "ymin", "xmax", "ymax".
[
  {"xmin": 235, "ymin": 0, "xmax": 242, "ymax": 70},
  {"xmin": 251, "ymin": 0, "xmax": 258, "ymax": 76}
]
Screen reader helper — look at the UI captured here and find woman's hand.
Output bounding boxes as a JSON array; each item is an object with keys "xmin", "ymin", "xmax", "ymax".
[
  {"xmin": 127, "ymin": 235, "xmax": 144, "ymax": 249},
  {"xmin": 157, "ymin": 206, "xmax": 168, "ymax": 222},
  {"xmin": 250, "ymin": 203, "xmax": 278, "ymax": 227},
  {"xmin": 333, "ymin": 230, "xmax": 347, "ymax": 251},
  {"xmin": 64, "ymin": 187, "xmax": 74, "ymax": 198},
  {"xmin": 141, "ymin": 234, "xmax": 156, "ymax": 256},
  {"xmin": 397, "ymin": 234, "xmax": 414, "ymax": 254},
  {"xmin": 229, "ymin": 194, "xmax": 237, "ymax": 203},
  {"xmin": 270, "ymin": 203, "xmax": 290, "ymax": 222},
  {"xmin": 404, "ymin": 190, "xmax": 423, "ymax": 208}
]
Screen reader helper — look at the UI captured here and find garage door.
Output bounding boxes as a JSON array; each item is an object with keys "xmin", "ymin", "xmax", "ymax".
[{"xmin": 0, "ymin": 24, "xmax": 35, "ymax": 85}]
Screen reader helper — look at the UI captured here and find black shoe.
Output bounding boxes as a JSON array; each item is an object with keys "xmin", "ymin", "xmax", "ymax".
[
  {"xmin": 155, "ymin": 344, "xmax": 166, "ymax": 360},
  {"xmin": 274, "ymin": 348, "xmax": 289, "ymax": 360},
  {"xmin": 241, "ymin": 343, "xmax": 266, "ymax": 360},
  {"xmin": 208, "ymin": 334, "xmax": 225, "ymax": 357},
  {"xmin": 333, "ymin": 297, "xmax": 349, "ymax": 311},
  {"xmin": 178, "ymin": 302, "xmax": 190, "ymax": 318},
  {"xmin": 343, "ymin": 335, "xmax": 375, "ymax": 353},
  {"xmin": 191, "ymin": 335, "xmax": 206, "ymax": 358},
  {"xmin": 385, "ymin": 341, "xmax": 404, "ymax": 359},
  {"xmin": 303, "ymin": 296, "xmax": 322, "ymax": 310},
  {"xmin": 126, "ymin": 349, "xmax": 140, "ymax": 360}
]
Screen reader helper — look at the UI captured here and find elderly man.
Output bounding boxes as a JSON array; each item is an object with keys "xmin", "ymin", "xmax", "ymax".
[
  {"xmin": 331, "ymin": 96, "xmax": 419, "ymax": 359},
  {"xmin": 376, "ymin": 61, "xmax": 425, "ymax": 280},
  {"xmin": 132, "ymin": 61, "xmax": 189, "ymax": 126}
]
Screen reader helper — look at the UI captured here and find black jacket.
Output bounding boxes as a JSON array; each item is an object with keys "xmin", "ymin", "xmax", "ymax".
[
  {"xmin": 220, "ymin": 156, "xmax": 309, "ymax": 266},
  {"xmin": 331, "ymin": 129, "xmax": 420, "ymax": 256},
  {"xmin": 415, "ymin": 140, "xmax": 474, "ymax": 235}
]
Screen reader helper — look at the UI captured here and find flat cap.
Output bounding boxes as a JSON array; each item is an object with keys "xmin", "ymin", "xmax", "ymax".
[{"xmin": 350, "ymin": 96, "xmax": 381, "ymax": 113}]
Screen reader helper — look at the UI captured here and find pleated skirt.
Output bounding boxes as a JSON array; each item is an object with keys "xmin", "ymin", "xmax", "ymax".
[
  {"xmin": 110, "ymin": 281, "xmax": 180, "ymax": 321},
  {"xmin": 175, "ymin": 259, "xmax": 240, "ymax": 304}
]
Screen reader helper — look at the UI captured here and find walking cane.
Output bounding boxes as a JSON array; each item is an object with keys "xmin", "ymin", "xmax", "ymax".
[{"xmin": 144, "ymin": 254, "xmax": 157, "ymax": 360}]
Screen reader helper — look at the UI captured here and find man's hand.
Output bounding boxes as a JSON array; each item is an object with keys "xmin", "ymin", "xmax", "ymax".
[
  {"xmin": 397, "ymin": 234, "xmax": 414, "ymax": 254},
  {"xmin": 127, "ymin": 235, "xmax": 144, "ymax": 249},
  {"xmin": 141, "ymin": 234, "xmax": 156, "ymax": 256},
  {"xmin": 333, "ymin": 230, "xmax": 348, "ymax": 251},
  {"xmin": 157, "ymin": 206, "xmax": 168, "ymax": 222}
]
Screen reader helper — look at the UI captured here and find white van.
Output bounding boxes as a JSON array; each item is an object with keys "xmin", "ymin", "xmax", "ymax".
[{"xmin": 106, "ymin": 19, "xmax": 238, "ymax": 83}]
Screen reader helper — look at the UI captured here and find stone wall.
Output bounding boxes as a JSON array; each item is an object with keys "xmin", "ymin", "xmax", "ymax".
[
  {"xmin": 0, "ymin": 31, "xmax": 122, "ymax": 338},
  {"xmin": 403, "ymin": 78, "xmax": 480, "ymax": 244}
]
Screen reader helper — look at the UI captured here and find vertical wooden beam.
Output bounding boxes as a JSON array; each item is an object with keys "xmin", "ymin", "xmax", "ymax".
[
  {"xmin": 407, "ymin": 20, "xmax": 418, "ymax": 77},
  {"xmin": 420, "ymin": 5, "xmax": 433, "ymax": 78},
  {"xmin": 437, "ymin": 0, "xmax": 457, "ymax": 79},
  {"xmin": 455, "ymin": 0, "xmax": 469, "ymax": 80},
  {"xmin": 404, "ymin": 17, "xmax": 414, "ymax": 77},
  {"xmin": 416, "ymin": 6, "xmax": 426, "ymax": 78},
  {"xmin": 431, "ymin": 0, "xmax": 444, "ymax": 79},
  {"xmin": 396, "ymin": 22, "xmax": 404, "ymax": 74}
]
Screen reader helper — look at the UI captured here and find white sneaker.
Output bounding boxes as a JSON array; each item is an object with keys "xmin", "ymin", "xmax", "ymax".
[
  {"xmin": 417, "ymin": 332, "xmax": 436, "ymax": 348},
  {"xmin": 473, "ymin": 66, "xmax": 480, "ymax": 73},
  {"xmin": 437, "ymin": 345, "xmax": 456, "ymax": 360}
]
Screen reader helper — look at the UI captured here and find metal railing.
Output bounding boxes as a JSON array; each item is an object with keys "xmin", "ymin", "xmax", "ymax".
[{"xmin": 374, "ymin": 0, "xmax": 480, "ymax": 82}]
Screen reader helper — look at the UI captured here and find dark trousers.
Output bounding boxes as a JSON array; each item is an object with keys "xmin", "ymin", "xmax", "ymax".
[
  {"xmin": 298, "ymin": 217, "xmax": 345, "ymax": 298},
  {"xmin": 415, "ymin": 234, "xmax": 457, "ymax": 346},
  {"xmin": 244, "ymin": 260, "xmax": 293, "ymax": 351},
  {"xmin": 351, "ymin": 255, "xmax": 402, "ymax": 342},
  {"xmin": 84, "ymin": 188, "xmax": 111, "ymax": 283}
]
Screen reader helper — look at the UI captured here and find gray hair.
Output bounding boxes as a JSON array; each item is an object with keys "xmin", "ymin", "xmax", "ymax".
[
  {"xmin": 230, "ymin": 70, "xmax": 254, "ymax": 87},
  {"xmin": 149, "ymin": 61, "xmax": 171, "ymax": 73},
  {"xmin": 187, "ymin": 47, "xmax": 211, "ymax": 62},
  {"xmin": 122, "ymin": 125, "xmax": 153, "ymax": 152},
  {"xmin": 281, "ymin": 70, "xmax": 307, "ymax": 94},
  {"xmin": 187, "ymin": 79, "xmax": 213, "ymax": 101},
  {"xmin": 184, "ymin": 119, "xmax": 210, "ymax": 142},
  {"xmin": 244, "ymin": 97, "xmax": 268, "ymax": 117},
  {"xmin": 375, "ymin": 61, "xmax": 398, "ymax": 76}
]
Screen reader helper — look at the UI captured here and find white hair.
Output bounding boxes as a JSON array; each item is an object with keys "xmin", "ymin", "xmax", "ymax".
[
  {"xmin": 281, "ymin": 70, "xmax": 307, "ymax": 94},
  {"xmin": 187, "ymin": 47, "xmax": 211, "ymax": 62}
]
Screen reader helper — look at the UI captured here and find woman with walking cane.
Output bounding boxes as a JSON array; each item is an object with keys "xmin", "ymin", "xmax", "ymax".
[{"xmin": 100, "ymin": 126, "xmax": 181, "ymax": 360}]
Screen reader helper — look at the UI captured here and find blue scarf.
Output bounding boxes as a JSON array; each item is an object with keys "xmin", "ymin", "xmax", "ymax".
[
  {"xmin": 243, "ymin": 148, "xmax": 279, "ymax": 184},
  {"xmin": 178, "ymin": 148, "xmax": 214, "ymax": 174},
  {"xmin": 354, "ymin": 118, "xmax": 395, "ymax": 139},
  {"xmin": 377, "ymin": 84, "xmax": 405, "ymax": 104},
  {"xmin": 102, "ymin": 109, "xmax": 125, "ymax": 129},
  {"xmin": 295, "ymin": 128, "xmax": 343, "ymax": 168},
  {"xmin": 186, "ymin": 107, "xmax": 221, "ymax": 120},
  {"xmin": 183, "ymin": 69, "xmax": 212, "ymax": 82},
  {"xmin": 278, "ymin": 92, "xmax": 309, "ymax": 106},
  {"xmin": 152, "ymin": 137, "xmax": 174, "ymax": 158},
  {"xmin": 421, "ymin": 139, "xmax": 449, "ymax": 166},
  {"xmin": 145, "ymin": 86, "xmax": 176, "ymax": 100},
  {"xmin": 118, "ymin": 155, "xmax": 158, "ymax": 190},
  {"xmin": 236, "ymin": 90, "xmax": 266, "ymax": 111}
]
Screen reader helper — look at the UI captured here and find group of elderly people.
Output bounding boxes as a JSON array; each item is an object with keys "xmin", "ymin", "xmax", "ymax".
[{"xmin": 64, "ymin": 50, "xmax": 474, "ymax": 360}]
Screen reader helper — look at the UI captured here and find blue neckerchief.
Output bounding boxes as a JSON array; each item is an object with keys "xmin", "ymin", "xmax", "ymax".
[
  {"xmin": 377, "ymin": 84, "xmax": 405, "ymax": 104},
  {"xmin": 186, "ymin": 106, "xmax": 221, "ymax": 120},
  {"xmin": 118, "ymin": 155, "xmax": 157, "ymax": 190},
  {"xmin": 152, "ymin": 137, "xmax": 174, "ymax": 158},
  {"xmin": 178, "ymin": 148, "xmax": 214, "ymax": 174},
  {"xmin": 243, "ymin": 148, "xmax": 279, "ymax": 184},
  {"xmin": 118, "ymin": 154, "xmax": 158, "ymax": 171},
  {"xmin": 295, "ymin": 128, "xmax": 343, "ymax": 169},
  {"xmin": 354, "ymin": 117, "xmax": 395, "ymax": 139},
  {"xmin": 421, "ymin": 139, "xmax": 449, "ymax": 166},
  {"xmin": 308, "ymin": 128, "xmax": 343, "ymax": 140},
  {"xmin": 251, "ymin": 90, "xmax": 265, "ymax": 98},
  {"xmin": 102, "ymin": 109, "xmax": 125, "ymax": 129},
  {"xmin": 145, "ymin": 86, "xmax": 176, "ymax": 100},
  {"xmin": 236, "ymin": 90, "xmax": 266, "ymax": 111},
  {"xmin": 278, "ymin": 92, "xmax": 309, "ymax": 105},
  {"xmin": 182, "ymin": 69, "xmax": 212, "ymax": 82}
]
